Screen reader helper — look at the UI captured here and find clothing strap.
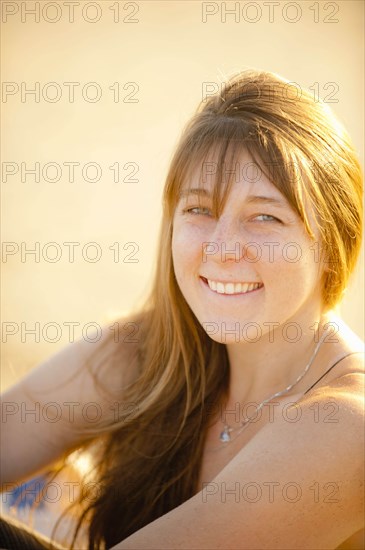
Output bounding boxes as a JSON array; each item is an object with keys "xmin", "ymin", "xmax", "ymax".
[{"xmin": 303, "ymin": 351, "xmax": 364, "ymax": 395}]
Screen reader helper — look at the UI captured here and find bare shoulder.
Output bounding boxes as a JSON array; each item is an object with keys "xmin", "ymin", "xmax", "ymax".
[
  {"xmin": 324, "ymin": 314, "xmax": 364, "ymax": 361},
  {"xmin": 292, "ymin": 316, "xmax": 364, "ymax": 448},
  {"xmin": 3, "ymin": 313, "xmax": 143, "ymax": 406},
  {"xmin": 313, "ymin": 314, "xmax": 364, "ymax": 384},
  {"xmin": 0, "ymin": 313, "xmax": 144, "ymax": 485}
]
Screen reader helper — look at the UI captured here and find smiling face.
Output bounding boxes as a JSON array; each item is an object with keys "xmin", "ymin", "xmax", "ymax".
[{"xmin": 171, "ymin": 149, "xmax": 326, "ymax": 344}]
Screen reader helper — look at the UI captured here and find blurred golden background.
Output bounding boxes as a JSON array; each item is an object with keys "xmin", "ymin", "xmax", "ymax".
[{"xmin": 1, "ymin": 0, "xmax": 364, "ymax": 390}]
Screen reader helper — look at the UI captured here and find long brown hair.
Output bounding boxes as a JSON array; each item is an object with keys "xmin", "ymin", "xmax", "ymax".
[{"xmin": 51, "ymin": 69, "xmax": 363, "ymax": 549}]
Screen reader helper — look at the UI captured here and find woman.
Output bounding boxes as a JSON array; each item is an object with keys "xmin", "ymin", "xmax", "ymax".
[{"xmin": 1, "ymin": 69, "xmax": 364, "ymax": 550}]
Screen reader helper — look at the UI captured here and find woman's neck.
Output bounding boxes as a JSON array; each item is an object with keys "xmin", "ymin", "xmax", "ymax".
[{"xmin": 223, "ymin": 309, "xmax": 331, "ymax": 410}]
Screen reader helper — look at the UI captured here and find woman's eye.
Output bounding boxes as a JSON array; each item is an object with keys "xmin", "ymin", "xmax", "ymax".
[
  {"xmin": 183, "ymin": 207, "xmax": 211, "ymax": 216},
  {"xmin": 254, "ymin": 214, "xmax": 281, "ymax": 222},
  {"xmin": 181, "ymin": 208, "xmax": 281, "ymax": 223}
]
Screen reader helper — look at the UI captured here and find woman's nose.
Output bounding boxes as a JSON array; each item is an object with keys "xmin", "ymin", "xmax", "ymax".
[{"xmin": 203, "ymin": 218, "xmax": 249, "ymax": 263}]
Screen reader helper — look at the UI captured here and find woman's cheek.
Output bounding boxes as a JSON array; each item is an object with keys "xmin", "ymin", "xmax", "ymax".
[
  {"xmin": 248, "ymin": 239, "xmax": 285, "ymax": 265},
  {"xmin": 176, "ymin": 222, "xmax": 208, "ymax": 255},
  {"xmin": 173, "ymin": 231, "xmax": 195, "ymax": 261},
  {"xmin": 172, "ymin": 228, "xmax": 195, "ymax": 278}
]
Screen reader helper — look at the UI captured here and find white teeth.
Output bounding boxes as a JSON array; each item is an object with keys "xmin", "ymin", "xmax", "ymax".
[
  {"xmin": 206, "ymin": 279, "xmax": 262, "ymax": 295},
  {"xmin": 210, "ymin": 280, "xmax": 217, "ymax": 291},
  {"xmin": 225, "ymin": 283, "xmax": 235, "ymax": 294}
]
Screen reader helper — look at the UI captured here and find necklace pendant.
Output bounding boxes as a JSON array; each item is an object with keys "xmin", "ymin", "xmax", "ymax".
[{"xmin": 219, "ymin": 425, "xmax": 232, "ymax": 442}]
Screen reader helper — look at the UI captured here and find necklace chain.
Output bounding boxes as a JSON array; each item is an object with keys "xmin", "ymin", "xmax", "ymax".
[{"xmin": 219, "ymin": 324, "xmax": 328, "ymax": 444}]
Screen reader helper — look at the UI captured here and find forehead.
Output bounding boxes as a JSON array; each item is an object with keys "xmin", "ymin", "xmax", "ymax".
[{"xmin": 179, "ymin": 148, "xmax": 285, "ymax": 200}]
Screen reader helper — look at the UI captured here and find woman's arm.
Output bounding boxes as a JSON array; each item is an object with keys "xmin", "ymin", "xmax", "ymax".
[
  {"xmin": 111, "ymin": 370, "xmax": 364, "ymax": 550},
  {"xmin": 1, "ymin": 321, "xmax": 139, "ymax": 486}
]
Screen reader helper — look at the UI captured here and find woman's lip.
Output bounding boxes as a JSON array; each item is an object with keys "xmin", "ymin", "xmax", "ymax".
[{"xmin": 199, "ymin": 276, "xmax": 264, "ymax": 296}]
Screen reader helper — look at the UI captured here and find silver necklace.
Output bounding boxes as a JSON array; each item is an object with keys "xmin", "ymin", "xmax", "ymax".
[{"xmin": 219, "ymin": 325, "xmax": 328, "ymax": 443}]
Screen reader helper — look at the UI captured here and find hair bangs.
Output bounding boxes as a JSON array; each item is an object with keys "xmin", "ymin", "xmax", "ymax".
[{"xmin": 166, "ymin": 116, "xmax": 278, "ymax": 219}]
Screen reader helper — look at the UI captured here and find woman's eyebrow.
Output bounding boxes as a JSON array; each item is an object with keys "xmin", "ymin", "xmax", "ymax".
[
  {"xmin": 178, "ymin": 188, "xmax": 210, "ymax": 198},
  {"xmin": 179, "ymin": 188, "xmax": 288, "ymax": 208},
  {"xmin": 245, "ymin": 195, "xmax": 289, "ymax": 208}
]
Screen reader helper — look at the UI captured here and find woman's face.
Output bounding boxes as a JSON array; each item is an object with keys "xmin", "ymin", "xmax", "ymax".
[{"xmin": 171, "ymin": 149, "xmax": 325, "ymax": 344}]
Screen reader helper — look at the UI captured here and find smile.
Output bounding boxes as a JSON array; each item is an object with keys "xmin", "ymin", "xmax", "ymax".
[{"xmin": 200, "ymin": 277, "xmax": 264, "ymax": 295}]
